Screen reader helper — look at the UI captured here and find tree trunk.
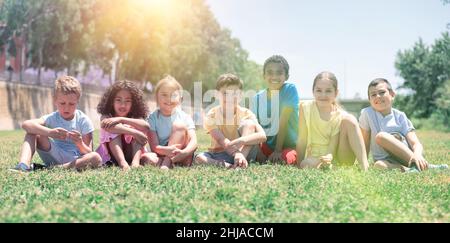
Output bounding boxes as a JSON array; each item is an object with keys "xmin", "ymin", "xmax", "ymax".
[
  {"xmin": 37, "ymin": 67, "xmax": 41, "ymax": 84},
  {"xmin": 19, "ymin": 35, "xmax": 25, "ymax": 83},
  {"xmin": 37, "ymin": 46, "xmax": 43, "ymax": 85},
  {"xmin": 113, "ymin": 51, "xmax": 121, "ymax": 83}
]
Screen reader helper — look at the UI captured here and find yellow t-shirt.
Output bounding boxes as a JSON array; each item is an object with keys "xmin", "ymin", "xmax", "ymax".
[
  {"xmin": 204, "ymin": 105, "xmax": 257, "ymax": 152},
  {"xmin": 301, "ymin": 100, "xmax": 344, "ymax": 157}
]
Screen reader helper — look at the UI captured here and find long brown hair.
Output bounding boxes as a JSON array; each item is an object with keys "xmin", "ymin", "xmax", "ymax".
[{"xmin": 312, "ymin": 71, "xmax": 343, "ymax": 111}]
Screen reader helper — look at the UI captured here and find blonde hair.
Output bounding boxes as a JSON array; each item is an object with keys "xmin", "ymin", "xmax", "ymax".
[
  {"xmin": 54, "ymin": 76, "xmax": 82, "ymax": 98},
  {"xmin": 312, "ymin": 71, "xmax": 343, "ymax": 111},
  {"xmin": 154, "ymin": 75, "xmax": 183, "ymax": 105}
]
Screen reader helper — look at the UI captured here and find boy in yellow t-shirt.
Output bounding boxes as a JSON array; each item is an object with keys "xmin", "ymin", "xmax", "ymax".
[{"xmin": 195, "ymin": 74, "xmax": 266, "ymax": 169}]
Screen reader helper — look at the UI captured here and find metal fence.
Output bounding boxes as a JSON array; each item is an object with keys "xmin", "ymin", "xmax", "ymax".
[{"xmin": 0, "ymin": 70, "xmax": 112, "ymax": 94}]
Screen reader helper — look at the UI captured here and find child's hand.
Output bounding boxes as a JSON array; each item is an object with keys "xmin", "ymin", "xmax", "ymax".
[
  {"xmin": 319, "ymin": 154, "xmax": 333, "ymax": 166},
  {"xmin": 411, "ymin": 153, "xmax": 428, "ymax": 171},
  {"xmin": 49, "ymin": 128, "xmax": 69, "ymax": 140},
  {"xmin": 157, "ymin": 144, "xmax": 182, "ymax": 157},
  {"xmin": 67, "ymin": 130, "xmax": 83, "ymax": 145},
  {"xmin": 268, "ymin": 151, "xmax": 283, "ymax": 164},
  {"xmin": 133, "ymin": 130, "xmax": 148, "ymax": 145},
  {"xmin": 166, "ymin": 144, "xmax": 182, "ymax": 156},
  {"xmin": 171, "ymin": 149, "xmax": 188, "ymax": 162},
  {"xmin": 233, "ymin": 152, "xmax": 248, "ymax": 169},
  {"xmin": 101, "ymin": 117, "xmax": 122, "ymax": 129},
  {"xmin": 227, "ymin": 138, "xmax": 245, "ymax": 151},
  {"xmin": 224, "ymin": 140, "xmax": 240, "ymax": 156}
]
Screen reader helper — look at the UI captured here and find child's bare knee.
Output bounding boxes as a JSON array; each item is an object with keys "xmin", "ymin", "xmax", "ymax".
[
  {"xmin": 172, "ymin": 121, "xmax": 187, "ymax": 132},
  {"xmin": 21, "ymin": 120, "xmax": 35, "ymax": 130},
  {"xmin": 375, "ymin": 132, "xmax": 390, "ymax": 145},
  {"xmin": 239, "ymin": 119, "xmax": 256, "ymax": 133},
  {"xmin": 341, "ymin": 114, "xmax": 358, "ymax": 128}
]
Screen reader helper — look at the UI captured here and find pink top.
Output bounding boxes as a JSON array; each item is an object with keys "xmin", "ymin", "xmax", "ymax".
[{"xmin": 96, "ymin": 125, "xmax": 147, "ymax": 164}]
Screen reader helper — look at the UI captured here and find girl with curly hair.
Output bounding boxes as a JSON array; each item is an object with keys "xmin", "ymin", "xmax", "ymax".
[{"xmin": 96, "ymin": 80, "xmax": 157, "ymax": 171}]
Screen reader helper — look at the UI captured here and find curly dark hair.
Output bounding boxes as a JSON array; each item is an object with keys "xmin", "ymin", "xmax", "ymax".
[{"xmin": 97, "ymin": 80, "xmax": 149, "ymax": 119}]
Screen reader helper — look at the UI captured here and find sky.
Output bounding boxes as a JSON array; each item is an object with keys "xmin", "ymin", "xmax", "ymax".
[{"xmin": 205, "ymin": 0, "xmax": 450, "ymax": 99}]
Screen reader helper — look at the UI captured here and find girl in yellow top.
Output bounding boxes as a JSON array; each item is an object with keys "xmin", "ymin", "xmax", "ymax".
[{"xmin": 296, "ymin": 72, "xmax": 369, "ymax": 171}]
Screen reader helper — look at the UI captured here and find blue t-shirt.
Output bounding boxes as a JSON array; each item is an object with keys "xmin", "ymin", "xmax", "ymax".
[
  {"xmin": 251, "ymin": 83, "xmax": 299, "ymax": 150},
  {"xmin": 148, "ymin": 108, "xmax": 196, "ymax": 146},
  {"xmin": 42, "ymin": 110, "xmax": 94, "ymax": 156},
  {"xmin": 359, "ymin": 106, "xmax": 415, "ymax": 161}
]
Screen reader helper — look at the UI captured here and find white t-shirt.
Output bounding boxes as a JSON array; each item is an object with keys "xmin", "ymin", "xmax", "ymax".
[{"xmin": 359, "ymin": 106, "xmax": 415, "ymax": 161}]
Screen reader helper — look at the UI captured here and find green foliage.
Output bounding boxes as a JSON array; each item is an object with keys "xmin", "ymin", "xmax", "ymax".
[
  {"xmin": 395, "ymin": 32, "xmax": 450, "ymax": 130},
  {"xmin": 0, "ymin": 130, "xmax": 449, "ymax": 222},
  {"xmin": 434, "ymin": 79, "xmax": 450, "ymax": 128},
  {"xmin": 393, "ymin": 94, "xmax": 415, "ymax": 117},
  {"xmin": 0, "ymin": 0, "xmax": 265, "ymax": 90}
]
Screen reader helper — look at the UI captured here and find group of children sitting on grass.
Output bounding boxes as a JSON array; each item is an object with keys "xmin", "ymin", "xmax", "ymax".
[{"xmin": 11, "ymin": 55, "xmax": 448, "ymax": 173}]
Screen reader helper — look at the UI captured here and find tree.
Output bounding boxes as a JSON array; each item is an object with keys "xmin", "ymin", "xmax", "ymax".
[
  {"xmin": 1, "ymin": 0, "xmax": 265, "ymax": 93},
  {"xmin": 444, "ymin": 0, "xmax": 450, "ymax": 29},
  {"xmin": 435, "ymin": 79, "xmax": 450, "ymax": 126},
  {"xmin": 0, "ymin": 0, "xmax": 96, "ymax": 82},
  {"xmin": 395, "ymin": 32, "xmax": 450, "ymax": 118},
  {"xmin": 0, "ymin": 0, "xmax": 60, "ymax": 81},
  {"xmin": 88, "ymin": 0, "xmax": 265, "ymax": 91}
]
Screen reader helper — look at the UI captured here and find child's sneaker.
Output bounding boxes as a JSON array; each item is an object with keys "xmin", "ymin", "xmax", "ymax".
[
  {"xmin": 404, "ymin": 166, "xmax": 420, "ymax": 173},
  {"xmin": 404, "ymin": 163, "xmax": 448, "ymax": 173},
  {"xmin": 9, "ymin": 162, "xmax": 32, "ymax": 173},
  {"xmin": 31, "ymin": 163, "xmax": 47, "ymax": 171},
  {"xmin": 428, "ymin": 163, "xmax": 449, "ymax": 170}
]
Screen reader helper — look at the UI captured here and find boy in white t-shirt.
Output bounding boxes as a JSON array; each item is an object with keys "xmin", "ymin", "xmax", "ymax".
[{"xmin": 359, "ymin": 78, "xmax": 448, "ymax": 172}]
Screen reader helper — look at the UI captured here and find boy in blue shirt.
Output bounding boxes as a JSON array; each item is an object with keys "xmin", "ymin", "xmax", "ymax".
[
  {"xmin": 11, "ymin": 76, "xmax": 102, "ymax": 172},
  {"xmin": 251, "ymin": 55, "xmax": 299, "ymax": 164}
]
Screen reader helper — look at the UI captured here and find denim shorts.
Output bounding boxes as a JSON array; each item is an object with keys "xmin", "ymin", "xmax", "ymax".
[
  {"xmin": 197, "ymin": 146, "xmax": 258, "ymax": 164},
  {"xmin": 37, "ymin": 141, "xmax": 81, "ymax": 166}
]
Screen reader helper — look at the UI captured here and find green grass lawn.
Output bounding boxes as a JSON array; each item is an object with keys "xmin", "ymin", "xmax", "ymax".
[{"xmin": 0, "ymin": 129, "xmax": 449, "ymax": 222}]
